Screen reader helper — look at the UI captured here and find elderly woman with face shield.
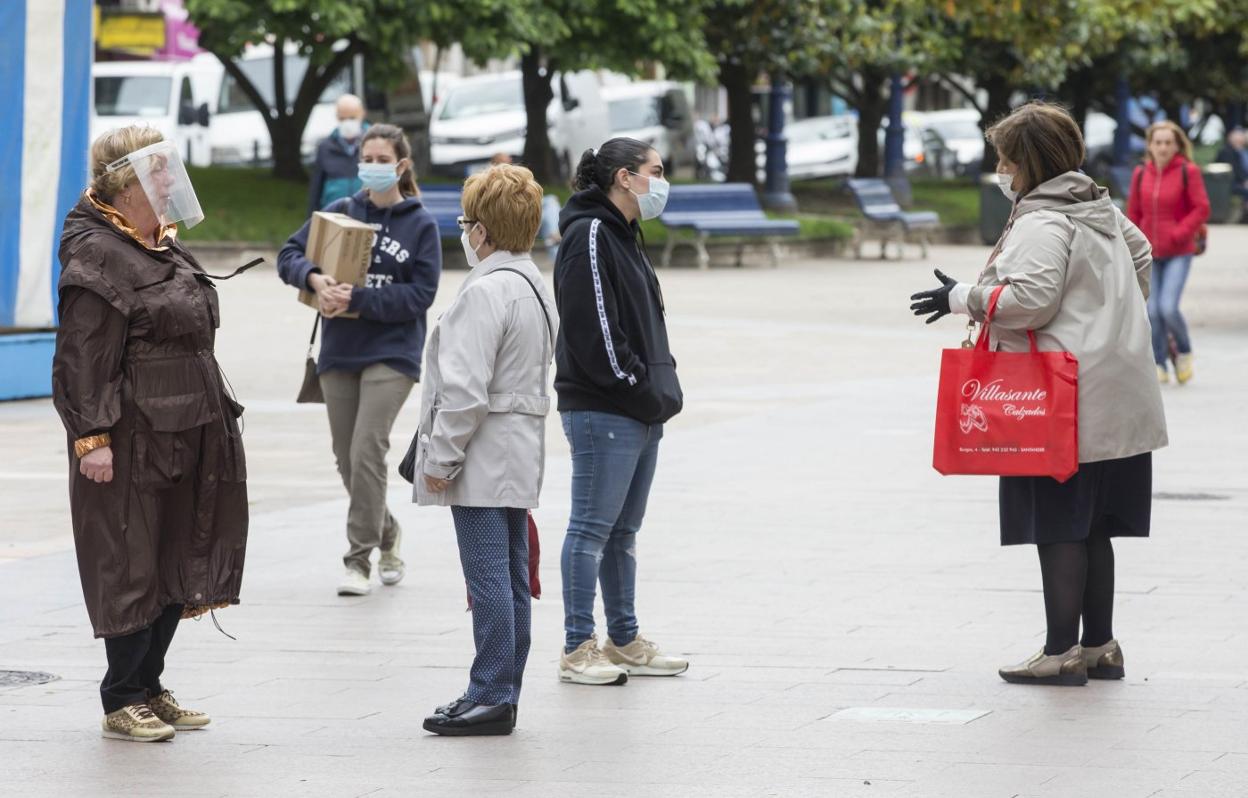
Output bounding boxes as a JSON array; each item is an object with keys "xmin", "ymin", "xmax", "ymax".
[{"xmin": 52, "ymin": 126, "xmax": 249, "ymax": 742}]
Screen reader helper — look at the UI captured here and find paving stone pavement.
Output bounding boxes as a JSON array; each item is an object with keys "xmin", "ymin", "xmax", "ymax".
[{"xmin": 1, "ymin": 229, "xmax": 1246, "ymax": 797}]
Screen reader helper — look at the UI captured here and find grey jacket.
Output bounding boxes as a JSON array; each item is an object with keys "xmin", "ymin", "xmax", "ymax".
[
  {"xmin": 413, "ymin": 251, "xmax": 558, "ymax": 508},
  {"xmin": 967, "ymin": 171, "xmax": 1168, "ymax": 464}
]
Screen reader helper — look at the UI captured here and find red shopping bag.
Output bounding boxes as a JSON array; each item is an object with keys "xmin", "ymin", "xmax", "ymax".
[{"xmin": 932, "ymin": 286, "xmax": 1079, "ymax": 481}]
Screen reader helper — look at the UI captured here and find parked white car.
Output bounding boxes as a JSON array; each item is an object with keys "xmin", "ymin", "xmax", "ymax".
[
  {"xmin": 91, "ymin": 58, "xmax": 220, "ymax": 167},
  {"xmin": 912, "ymin": 109, "xmax": 984, "ymax": 176},
  {"xmin": 428, "ymin": 71, "xmax": 552, "ymax": 177},
  {"xmin": 784, "ymin": 115, "xmax": 858, "ymax": 180}
]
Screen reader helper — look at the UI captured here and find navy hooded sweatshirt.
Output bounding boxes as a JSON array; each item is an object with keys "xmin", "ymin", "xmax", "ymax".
[{"xmin": 277, "ymin": 190, "xmax": 442, "ymax": 380}]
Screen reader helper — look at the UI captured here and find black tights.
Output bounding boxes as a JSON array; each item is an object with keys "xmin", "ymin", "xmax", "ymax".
[{"xmin": 1037, "ymin": 533, "xmax": 1115, "ymax": 655}]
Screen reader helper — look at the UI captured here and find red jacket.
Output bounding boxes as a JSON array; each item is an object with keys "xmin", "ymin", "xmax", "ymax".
[{"xmin": 1125, "ymin": 155, "xmax": 1211, "ymax": 258}]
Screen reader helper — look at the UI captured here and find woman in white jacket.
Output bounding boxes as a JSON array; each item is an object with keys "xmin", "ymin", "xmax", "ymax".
[
  {"xmin": 412, "ymin": 164, "xmax": 558, "ymax": 735},
  {"xmin": 910, "ymin": 102, "xmax": 1166, "ymax": 686}
]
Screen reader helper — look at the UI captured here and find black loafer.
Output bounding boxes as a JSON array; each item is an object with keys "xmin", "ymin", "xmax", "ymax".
[{"xmin": 422, "ymin": 699, "xmax": 513, "ymax": 736}]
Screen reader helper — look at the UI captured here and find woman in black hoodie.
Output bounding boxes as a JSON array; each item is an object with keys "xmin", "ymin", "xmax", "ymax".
[{"xmin": 553, "ymin": 138, "xmax": 689, "ymax": 686}]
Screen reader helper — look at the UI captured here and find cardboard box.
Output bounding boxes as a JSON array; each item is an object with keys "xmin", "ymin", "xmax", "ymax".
[{"xmin": 297, "ymin": 212, "xmax": 375, "ymax": 319}]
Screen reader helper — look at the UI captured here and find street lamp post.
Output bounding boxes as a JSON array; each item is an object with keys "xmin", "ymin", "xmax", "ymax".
[
  {"xmin": 1113, "ymin": 74, "xmax": 1132, "ymax": 167},
  {"xmin": 883, "ymin": 72, "xmax": 906, "ymax": 179},
  {"xmin": 763, "ymin": 72, "xmax": 797, "ymax": 212}
]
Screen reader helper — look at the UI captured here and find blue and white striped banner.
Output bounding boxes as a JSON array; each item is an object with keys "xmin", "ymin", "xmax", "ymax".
[{"xmin": 0, "ymin": 0, "xmax": 92, "ymax": 329}]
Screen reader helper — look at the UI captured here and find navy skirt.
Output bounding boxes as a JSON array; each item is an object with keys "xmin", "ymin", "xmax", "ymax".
[{"xmin": 999, "ymin": 452, "xmax": 1152, "ymax": 546}]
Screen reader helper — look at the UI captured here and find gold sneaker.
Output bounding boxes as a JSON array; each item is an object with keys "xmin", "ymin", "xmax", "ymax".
[
  {"xmin": 999, "ymin": 644, "xmax": 1087, "ymax": 686},
  {"xmin": 1083, "ymin": 639, "xmax": 1125, "ymax": 680},
  {"xmin": 1174, "ymin": 353, "xmax": 1194, "ymax": 385},
  {"xmin": 101, "ymin": 703, "xmax": 175, "ymax": 742},
  {"xmin": 603, "ymin": 633, "xmax": 689, "ymax": 676},
  {"xmin": 149, "ymin": 690, "xmax": 211, "ymax": 730},
  {"xmin": 1157, "ymin": 365, "xmax": 1170, "ymax": 384}
]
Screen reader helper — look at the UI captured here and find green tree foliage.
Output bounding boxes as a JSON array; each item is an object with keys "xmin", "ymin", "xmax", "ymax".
[{"xmin": 499, "ymin": 0, "xmax": 715, "ymax": 184}]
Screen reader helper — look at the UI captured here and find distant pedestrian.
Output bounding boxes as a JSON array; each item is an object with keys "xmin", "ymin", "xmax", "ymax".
[
  {"xmin": 278, "ymin": 124, "xmax": 442, "ymax": 597},
  {"xmin": 1215, "ymin": 126, "xmax": 1248, "ymax": 206},
  {"xmin": 1126, "ymin": 120, "xmax": 1210, "ymax": 384},
  {"xmin": 307, "ymin": 93, "xmax": 368, "ymax": 215},
  {"xmin": 413, "ymin": 164, "xmax": 557, "ymax": 736},
  {"xmin": 553, "ymin": 138, "xmax": 688, "ymax": 687},
  {"xmin": 53, "ymin": 126, "xmax": 249, "ymax": 741},
  {"xmin": 910, "ymin": 102, "xmax": 1166, "ymax": 687}
]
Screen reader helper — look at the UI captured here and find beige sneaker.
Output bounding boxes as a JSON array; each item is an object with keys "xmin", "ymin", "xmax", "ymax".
[
  {"xmin": 559, "ymin": 636, "xmax": 628, "ymax": 685},
  {"xmin": 603, "ymin": 633, "xmax": 689, "ymax": 676},
  {"xmin": 149, "ymin": 690, "xmax": 211, "ymax": 730},
  {"xmin": 101, "ymin": 703, "xmax": 175, "ymax": 742},
  {"xmin": 1083, "ymin": 639, "xmax": 1125, "ymax": 680},
  {"xmin": 1174, "ymin": 353, "xmax": 1194, "ymax": 385},
  {"xmin": 1157, "ymin": 365, "xmax": 1170, "ymax": 384},
  {"xmin": 999, "ymin": 644, "xmax": 1087, "ymax": 686},
  {"xmin": 379, "ymin": 531, "xmax": 405, "ymax": 586}
]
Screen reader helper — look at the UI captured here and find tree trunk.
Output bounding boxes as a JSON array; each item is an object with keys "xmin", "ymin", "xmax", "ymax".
[
  {"xmin": 721, "ymin": 61, "xmax": 757, "ymax": 185},
  {"xmin": 979, "ymin": 74, "xmax": 1013, "ymax": 174},
  {"xmin": 854, "ymin": 68, "xmax": 887, "ymax": 177},
  {"xmin": 270, "ymin": 119, "xmax": 307, "ymax": 181},
  {"xmin": 521, "ymin": 49, "xmax": 558, "ymax": 185}
]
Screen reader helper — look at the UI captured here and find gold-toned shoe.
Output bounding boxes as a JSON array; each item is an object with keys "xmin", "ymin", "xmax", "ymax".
[
  {"xmin": 101, "ymin": 703, "xmax": 175, "ymax": 742},
  {"xmin": 999, "ymin": 645, "xmax": 1088, "ymax": 686},
  {"xmin": 149, "ymin": 690, "xmax": 211, "ymax": 730},
  {"xmin": 1174, "ymin": 353, "xmax": 1194, "ymax": 385},
  {"xmin": 1083, "ymin": 639, "xmax": 1125, "ymax": 680}
]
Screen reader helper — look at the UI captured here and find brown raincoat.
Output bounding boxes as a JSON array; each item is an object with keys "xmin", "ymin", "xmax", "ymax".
[{"xmin": 52, "ymin": 194, "xmax": 248, "ymax": 639}]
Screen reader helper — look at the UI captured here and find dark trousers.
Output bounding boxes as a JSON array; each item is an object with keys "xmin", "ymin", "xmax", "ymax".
[
  {"xmin": 100, "ymin": 604, "xmax": 183, "ymax": 713},
  {"xmin": 451, "ymin": 507, "xmax": 531, "ymax": 706}
]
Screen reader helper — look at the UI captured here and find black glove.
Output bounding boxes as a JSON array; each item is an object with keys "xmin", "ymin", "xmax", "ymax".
[{"xmin": 910, "ymin": 269, "xmax": 958, "ymax": 324}]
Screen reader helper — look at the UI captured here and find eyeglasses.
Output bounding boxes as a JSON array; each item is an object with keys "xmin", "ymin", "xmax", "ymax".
[{"xmin": 456, "ymin": 216, "xmax": 477, "ymax": 231}]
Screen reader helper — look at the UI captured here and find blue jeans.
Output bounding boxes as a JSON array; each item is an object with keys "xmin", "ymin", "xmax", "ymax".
[
  {"xmin": 1147, "ymin": 255, "xmax": 1193, "ymax": 365},
  {"xmin": 560, "ymin": 411, "xmax": 663, "ymax": 652},
  {"xmin": 451, "ymin": 506, "xmax": 531, "ymax": 705}
]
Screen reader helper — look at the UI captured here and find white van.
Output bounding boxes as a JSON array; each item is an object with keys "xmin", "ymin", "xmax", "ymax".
[
  {"xmin": 206, "ymin": 44, "xmax": 353, "ymax": 166},
  {"xmin": 91, "ymin": 59, "xmax": 221, "ymax": 167},
  {"xmin": 598, "ymin": 81, "xmax": 695, "ymax": 175}
]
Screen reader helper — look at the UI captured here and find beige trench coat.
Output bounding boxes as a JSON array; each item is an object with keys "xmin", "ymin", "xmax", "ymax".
[
  {"xmin": 413, "ymin": 251, "xmax": 558, "ymax": 508},
  {"xmin": 967, "ymin": 171, "xmax": 1168, "ymax": 464}
]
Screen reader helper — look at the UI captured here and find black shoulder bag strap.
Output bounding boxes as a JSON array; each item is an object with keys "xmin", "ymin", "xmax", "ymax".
[{"xmin": 493, "ymin": 267, "xmax": 555, "ymax": 352}]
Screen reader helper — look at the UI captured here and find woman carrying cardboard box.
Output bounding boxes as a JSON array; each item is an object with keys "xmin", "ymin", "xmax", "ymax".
[{"xmin": 277, "ymin": 124, "xmax": 443, "ymax": 596}]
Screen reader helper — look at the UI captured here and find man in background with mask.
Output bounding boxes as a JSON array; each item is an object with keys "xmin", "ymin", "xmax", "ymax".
[{"xmin": 307, "ymin": 94, "xmax": 369, "ymax": 216}]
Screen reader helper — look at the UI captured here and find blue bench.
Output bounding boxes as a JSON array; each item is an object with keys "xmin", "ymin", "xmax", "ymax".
[
  {"xmin": 846, "ymin": 178, "xmax": 940, "ymax": 259},
  {"xmin": 658, "ymin": 183, "xmax": 800, "ymax": 269},
  {"xmin": 419, "ymin": 185, "xmax": 464, "ymax": 239}
]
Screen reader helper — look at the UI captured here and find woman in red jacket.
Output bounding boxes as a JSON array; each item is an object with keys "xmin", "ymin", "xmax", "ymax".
[{"xmin": 1126, "ymin": 121, "xmax": 1210, "ymax": 384}]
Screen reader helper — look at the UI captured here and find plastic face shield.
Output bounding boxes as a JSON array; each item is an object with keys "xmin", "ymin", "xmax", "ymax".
[{"xmin": 106, "ymin": 140, "xmax": 204, "ymax": 229}]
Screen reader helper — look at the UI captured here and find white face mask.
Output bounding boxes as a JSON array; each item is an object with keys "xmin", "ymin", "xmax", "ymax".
[
  {"xmin": 997, "ymin": 171, "xmax": 1018, "ymax": 201},
  {"xmin": 627, "ymin": 170, "xmax": 670, "ymax": 220},
  {"xmin": 338, "ymin": 118, "xmax": 363, "ymax": 140},
  {"xmin": 460, "ymin": 226, "xmax": 486, "ymax": 267}
]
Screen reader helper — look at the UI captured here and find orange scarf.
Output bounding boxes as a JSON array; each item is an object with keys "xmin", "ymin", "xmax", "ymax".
[{"xmin": 86, "ymin": 189, "xmax": 178, "ymax": 252}]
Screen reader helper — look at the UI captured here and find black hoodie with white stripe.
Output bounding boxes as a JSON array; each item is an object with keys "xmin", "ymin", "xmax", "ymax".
[{"xmin": 552, "ymin": 186, "xmax": 683, "ymax": 425}]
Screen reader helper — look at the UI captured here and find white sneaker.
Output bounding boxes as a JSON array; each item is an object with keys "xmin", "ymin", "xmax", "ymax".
[
  {"xmin": 603, "ymin": 633, "xmax": 689, "ymax": 676},
  {"xmin": 379, "ymin": 528, "xmax": 404, "ymax": 586},
  {"xmin": 559, "ymin": 636, "xmax": 628, "ymax": 685},
  {"xmin": 337, "ymin": 567, "xmax": 371, "ymax": 596}
]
